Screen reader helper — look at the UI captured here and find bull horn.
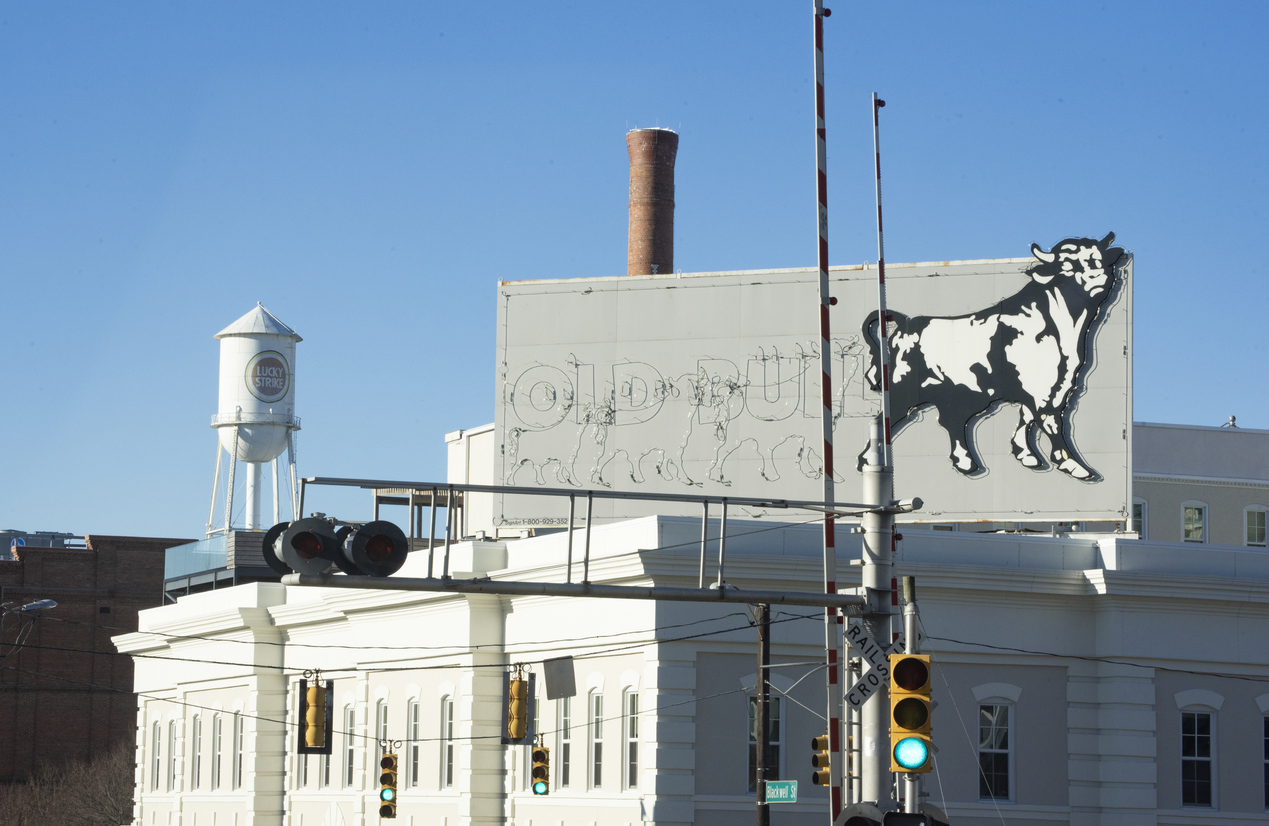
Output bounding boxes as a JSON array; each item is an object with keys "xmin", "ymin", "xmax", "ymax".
[
  {"xmin": 1031, "ymin": 243, "xmax": 1056, "ymax": 263},
  {"xmin": 1099, "ymin": 231, "xmax": 1116, "ymax": 248}
]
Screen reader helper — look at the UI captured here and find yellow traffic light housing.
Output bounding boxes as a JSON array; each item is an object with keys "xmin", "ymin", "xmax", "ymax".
[
  {"xmin": 531, "ymin": 745, "xmax": 550, "ymax": 795},
  {"xmin": 379, "ymin": 753, "xmax": 398, "ymax": 818},
  {"xmin": 888, "ymin": 653, "xmax": 932, "ymax": 773},
  {"xmin": 508, "ymin": 678, "xmax": 528, "ymax": 740},
  {"xmin": 296, "ymin": 677, "xmax": 333, "ymax": 755},
  {"xmin": 811, "ymin": 733, "xmax": 831, "ymax": 785},
  {"xmin": 500, "ymin": 669, "xmax": 536, "ymax": 745}
]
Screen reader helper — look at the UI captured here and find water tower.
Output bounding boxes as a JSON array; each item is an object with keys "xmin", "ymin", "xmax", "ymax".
[{"xmin": 207, "ymin": 304, "xmax": 302, "ymax": 536}]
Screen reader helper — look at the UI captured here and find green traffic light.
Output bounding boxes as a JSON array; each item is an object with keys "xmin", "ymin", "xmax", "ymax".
[
  {"xmin": 381, "ymin": 787, "xmax": 395, "ymax": 802},
  {"xmin": 533, "ymin": 780, "xmax": 548, "ymax": 795},
  {"xmin": 893, "ymin": 736, "xmax": 929, "ymax": 770}
]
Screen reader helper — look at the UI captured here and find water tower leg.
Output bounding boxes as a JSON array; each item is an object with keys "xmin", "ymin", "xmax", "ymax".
[
  {"xmin": 245, "ymin": 462, "xmax": 262, "ymax": 531},
  {"xmin": 207, "ymin": 442, "xmax": 224, "ymax": 538},
  {"xmin": 224, "ymin": 427, "xmax": 239, "ymax": 534},
  {"xmin": 272, "ymin": 458, "xmax": 280, "ymax": 526},
  {"xmin": 287, "ymin": 431, "xmax": 299, "ymax": 521}
]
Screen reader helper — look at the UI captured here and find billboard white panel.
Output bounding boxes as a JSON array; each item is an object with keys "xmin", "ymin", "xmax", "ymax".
[{"xmin": 494, "ymin": 237, "xmax": 1132, "ymax": 526}]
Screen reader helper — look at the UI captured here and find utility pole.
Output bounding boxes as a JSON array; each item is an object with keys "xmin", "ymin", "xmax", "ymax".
[
  {"xmin": 860, "ymin": 416, "xmax": 895, "ymax": 807},
  {"xmin": 755, "ymin": 603, "xmax": 771, "ymax": 826}
]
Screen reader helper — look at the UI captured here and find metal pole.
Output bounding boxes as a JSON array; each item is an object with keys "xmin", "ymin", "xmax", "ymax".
[
  {"xmin": 287, "ymin": 430, "xmax": 300, "ymax": 521},
  {"xmin": 860, "ymin": 416, "xmax": 894, "ymax": 806},
  {"xmin": 698, "ymin": 501, "xmax": 709, "ymax": 589},
  {"xmin": 755, "ymin": 603, "xmax": 771, "ymax": 826},
  {"xmin": 811, "ymin": 1, "xmax": 843, "ymax": 820},
  {"xmin": 717, "ymin": 498, "xmax": 728, "ymax": 586},
  {"xmin": 442, "ymin": 486, "xmax": 454, "ymax": 579},
  {"xmin": 207, "ymin": 443, "xmax": 223, "ymax": 538},
  {"xmin": 582, "ymin": 491, "xmax": 594, "ymax": 584},
  {"xmin": 427, "ymin": 488, "xmax": 438, "ymax": 578},
  {"xmin": 902, "ymin": 576, "xmax": 920, "ymax": 814},
  {"xmin": 872, "ymin": 93, "xmax": 893, "ymax": 468},
  {"xmin": 272, "ymin": 458, "xmax": 280, "ymax": 526},
  {"xmin": 566, "ymin": 495, "xmax": 576, "ymax": 584}
]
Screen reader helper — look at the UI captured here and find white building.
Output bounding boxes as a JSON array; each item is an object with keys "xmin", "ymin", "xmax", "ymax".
[{"xmin": 120, "ymin": 420, "xmax": 1269, "ymax": 826}]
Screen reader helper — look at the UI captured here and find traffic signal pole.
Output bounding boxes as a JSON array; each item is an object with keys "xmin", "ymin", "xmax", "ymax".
[
  {"xmin": 859, "ymin": 417, "xmax": 895, "ymax": 808},
  {"xmin": 901, "ymin": 578, "xmax": 920, "ymax": 815},
  {"xmin": 756, "ymin": 603, "xmax": 771, "ymax": 826}
]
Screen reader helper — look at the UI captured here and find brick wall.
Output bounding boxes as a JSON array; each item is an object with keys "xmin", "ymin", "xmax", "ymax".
[{"xmin": 0, "ymin": 534, "xmax": 190, "ymax": 781}]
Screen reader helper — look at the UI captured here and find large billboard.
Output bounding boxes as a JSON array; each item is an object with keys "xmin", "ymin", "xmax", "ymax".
[{"xmin": 494, "ymin": 234, "xmax": 1132, "ymax": 526}]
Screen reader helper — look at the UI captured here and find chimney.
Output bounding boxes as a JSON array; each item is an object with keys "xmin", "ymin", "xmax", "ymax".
[{"xmin": 626, "ymin": 128, "xmax": 679, "ymax": 276}]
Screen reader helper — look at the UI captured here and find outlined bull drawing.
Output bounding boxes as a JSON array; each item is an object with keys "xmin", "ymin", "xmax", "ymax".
[{"xmin": 861, "ymin": 233, "xmax": 1124, "ymax": 480}]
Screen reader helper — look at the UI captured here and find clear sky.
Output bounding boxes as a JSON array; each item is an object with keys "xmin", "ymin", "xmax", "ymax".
[{"xmin": 3, "ymin": 2, "xmax": 1266, "ymax": 538}]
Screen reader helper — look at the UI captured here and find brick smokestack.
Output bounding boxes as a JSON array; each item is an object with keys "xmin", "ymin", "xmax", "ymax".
[{"xmin": 626, "ymin": 128, "xmax": 679, "ymax": 276}]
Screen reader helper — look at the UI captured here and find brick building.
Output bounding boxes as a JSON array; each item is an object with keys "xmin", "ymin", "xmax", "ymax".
[{"xmin": 0, "ymin": 534, "xmax": 189, "ymax": 782}]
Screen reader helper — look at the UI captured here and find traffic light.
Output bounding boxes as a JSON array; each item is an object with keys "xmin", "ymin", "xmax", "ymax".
[
  {"xmin": 266, "ymin": 519, "xmax": 409, "ymax": 577},
  {"xmin": 888, "ymin": 653, "xmax": 932, "ymax": 773},
  {"xmin": 507, "ymin": 678, "xmax": 528, "ymax": 740},
  {"xmin": 500, "ymin": 671, "xmax": 535, "ymax": 745},
  {"xmin": 811, "ymin": 734, "xmax": 831, "ymax": 785},
  {"xmin": 296, "ymin": 678, "xmax": 333, "ymax": 755},
  {"xmin": 531, "ymin": 745, "xmax": 550, "ymax": 795},
  {"xmin": 379, "ymin": 753, "xmax": 398, "ymax": 818}
]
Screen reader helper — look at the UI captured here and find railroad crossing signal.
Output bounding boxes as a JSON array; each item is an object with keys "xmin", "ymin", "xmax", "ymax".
[
  {"xmin": 888, "ymin": 653, "xmax": 932, "ymax": 773},
  {"xmin": 531, "ymin": 745, "xmax": 550, "ymax": 795},
  {"xmin": 811, "ymin": 734, "xmax": 831, "ymax": 785},
  {"xmin": 265, "ymin": 518, "xmax": 409, "ymax": 577},
  {"xmin": 379, "ymin": 753, "xmax": 398, "ymax": 818}
]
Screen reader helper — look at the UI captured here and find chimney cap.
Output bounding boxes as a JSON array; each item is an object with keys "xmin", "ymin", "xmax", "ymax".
[{"xmin": 626, "ymin": 126, "xmax": 678, "ymax": 135}]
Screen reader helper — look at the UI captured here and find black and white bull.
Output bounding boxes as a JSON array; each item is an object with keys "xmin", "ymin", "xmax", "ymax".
[{"xmin": 861, "ymin": 233, "xmax": 1124, "ymax": 480}]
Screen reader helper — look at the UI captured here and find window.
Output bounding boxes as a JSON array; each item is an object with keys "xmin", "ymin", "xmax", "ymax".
[
  {"xmin": 1183, "ymin": 503, "xmax": 1207, "ymax": 543},
  {"xmin": 1132, "ymin": 499, "xmax": 1147, "ymax": 538},
  {"xmin": 1182, "ymin": 711, "xmax": 1213, "ymax": 806},
  {"xmin": 558, "ymin": 696, "xmax": 572, "ymax": 789},
  {"xmin": 747, "ymin": 696, "xmax": 781, "ymax": 792},
  {"xmin": 319, "ymin": 750, "xmax": 330, "ymax": 789},
  {"xmin": 589, "ymin": 691, "xmax": 604, "ymax": 789},
  {"xmin": 232, "ymin": 713, "xmax": 244, "ymax": 789},
  {"xmin": 1246, "ymin": 507, "xmax": 1267, "ymax": 547},
  {"xmin": 190, "ymin": 716, "xmax": 201, "ymax": 791},
  {"xmin": 408, "ymin": 700, "xmax": 420, "ymax": 788},
  {"xmin": 624, "ymin": 690, "xmax": 639, "ymax": 790},
  {"xmin": 343, "ymin": 706, "xmax": 355, "ymax": 788},
  {"xmin": 151, "ymin": 722, "xmax": 161, "ymax": 791},
  {"xmin": 979, "ymin": 705, "xmax": 1011, "ymax": 800},
  {"xmin": 441, "ymin": 696, "xmax": 454, "ymax": 789},
  {"xmin": 167, "ymin": 721, "xmax": 177, "ymax": 791},
  {"xmin": 212, "ymin": 714, "xmax": 223, "ymax": 790},
  {"xmin": 377, "ymin": 700, "xmax": 389, "ymax": 763}
]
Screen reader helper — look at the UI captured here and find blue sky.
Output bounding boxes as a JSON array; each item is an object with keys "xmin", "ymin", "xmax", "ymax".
[{"xmin": 3, "ymin": 2, "xmax": 1266, "ymax": 538}]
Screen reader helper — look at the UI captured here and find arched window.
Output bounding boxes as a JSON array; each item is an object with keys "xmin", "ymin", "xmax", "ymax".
[
  {"xmin": 232, "ymin": 713, "xmax": 244, "ymax": 789},
  {"xmin": 211, "ymin": 714, "xmax": 223, "ymax": 790},
  {"xmin": 440, "ymin": 696, "xmax": 455, "ymax": 789},
  {"xmin": 407, "ymin": 700, "xmax": 420, "ymax": 788},
  {"xmin": 151, "ymin": 721, "xmax": 161, "ymax": 791},
  {"xmin": 973, "ymin": 683, "xmax": 1021, "ymax": 802},
  {"xmin": 1175, "ymin": 689, "xmax": 1223, "ymax": 808},
  {"xmin": 558, "ymin": 696, "xmax": 572, "ymax": 789},
  {"xmin": 623, "ymin": 688, "xmax": 639, "ymax": 790},
  {"xmin": 190, "ymin": 715, "xmax": 201, "ymax": 791},
  {"xmin": 167, "ymin": 720, "xmax": 177, "ymax": 791},
  {"xmin": 588, "ymin": 690, "xmax": 604, "ymax": 789},
  {"xmin": 343, "ymin": 706, "xmax": 355, "ymax": 788},
  {"xmin": 376, "ymin": 700, "xmax": 389, "ymax": 763}
]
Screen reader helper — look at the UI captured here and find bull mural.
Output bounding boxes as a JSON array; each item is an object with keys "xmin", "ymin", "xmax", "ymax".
[{"xmin": 861, "ymin": 233, "xmax": 1124, "ymax": 481}]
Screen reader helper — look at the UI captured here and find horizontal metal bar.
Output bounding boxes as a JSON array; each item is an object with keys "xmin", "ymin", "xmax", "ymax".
[
  {"xmin": 281, "ymin": 573, "xmax": 867, "ymax": 611},
  {"xmin": 301, "ymin": 477, "xmax": 871, "ymax": 515}
]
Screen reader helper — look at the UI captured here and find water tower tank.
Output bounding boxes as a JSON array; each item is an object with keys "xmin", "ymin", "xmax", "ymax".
[{"xmin": 213, "ymin": 304, "xmax": 301, "ymax": 462}]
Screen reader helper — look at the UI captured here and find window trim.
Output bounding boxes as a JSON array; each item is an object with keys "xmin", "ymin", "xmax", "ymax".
[
  {"xmin": 376, "ymin": 699, "xmax": 389, "ymax": 764},
  {"xmin": 167, "ymin": 720, "xmax": 178, "ymax": 792},
  {"xmin": 343, "ymin": 706, "xmax": 356, "ymax": 788},
  {"xmin": 1245, "ymin": 505, "xmax": 1267, "ymax": 547},
  {"xmin": 440, "ymin": 695, "xmax": 455, "ymax": 790},
  {"xmin": 151, "ymin": 721, "xmax": 161, "ymax": 792},
  {"xmin": 977, "ymin": 702, "xmax": 1014, "ymax": 802},
  {"xmin": 1182, "ymin": 500, "xmax": 1208, "ymax": 543},
  {"xmin": 407, "ymin": 699, "xmax": 420, "ymax": 788},
  {"xmin": 190, "ymin": 715, "xmax": 201, "ymax": 791},
  {"xmin": 211, "ymin": 713, "xmax": 223, "ymax": 790},
  {"xmin": 232, "ymin": 712, "xmax": 244, "ymax": 790},
  {"xmin": 558, "ymin": 695, "xmax": 572, "ymax": 789},
  {"xmin": 623, "ymin": 689, "xmax": 639, "ymax": 791},
  {"xmin": 1132, "ymin": 498, "xmax": 1148, "ymax": 539},
  {"xmin": 589, "ymin": 689, "xmax": 604, "ymax": 790}
]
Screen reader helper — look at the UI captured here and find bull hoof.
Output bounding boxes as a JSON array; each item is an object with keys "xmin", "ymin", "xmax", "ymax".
[
  {"xmin": 1018, "ymin": 454, "xmax": 1040, "ymax": 468},
  {"xmin": 1057, "ymin": 458, "xmax": 1090, "ymax": 479}
]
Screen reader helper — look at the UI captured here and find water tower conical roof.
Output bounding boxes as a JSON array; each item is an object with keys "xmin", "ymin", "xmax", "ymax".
[{"xmin": 214, "ymin": 303, "xmax": 302, "ymax": 341}]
